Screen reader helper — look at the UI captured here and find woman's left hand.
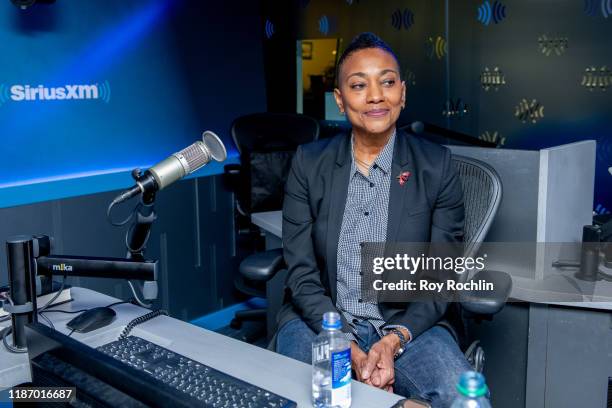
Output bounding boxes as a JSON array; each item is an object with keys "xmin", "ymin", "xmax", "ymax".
[{"xmin": 362, "ymin": 336, "xmax": 397, "ymax": 391}]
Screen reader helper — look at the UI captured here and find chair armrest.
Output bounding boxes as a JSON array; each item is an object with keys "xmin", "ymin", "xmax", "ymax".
[
  {"xmin": 239, "ymin": 248, "xmax": 285, "ymax": 282},
  {"xmin": 459, "ymin": 269, "xmax": 512, "ymax": 316}
]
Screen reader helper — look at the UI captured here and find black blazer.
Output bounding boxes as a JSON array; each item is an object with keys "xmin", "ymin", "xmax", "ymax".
[{"xmin": 278, "ymin": 129, "xmax": 465, "ymax": 342}]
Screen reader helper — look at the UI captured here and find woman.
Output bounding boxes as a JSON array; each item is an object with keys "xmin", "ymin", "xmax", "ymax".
[{"xmin": 276, "ymin": 33, "xmax": 471, "ymax": 407}]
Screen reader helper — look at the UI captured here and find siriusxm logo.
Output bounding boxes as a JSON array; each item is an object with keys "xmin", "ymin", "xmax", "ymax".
[
  {"xmin": 52, "ymin": 263, "xmax": 73, "ymax": 272},
  {"xmin": 0, "ymin": 81, "xmax": 111, "ymax": 105}
]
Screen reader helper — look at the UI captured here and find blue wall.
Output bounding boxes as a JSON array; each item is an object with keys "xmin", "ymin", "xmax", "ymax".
[{"xmin": 0, "ymin": 0, "xmax": 265, "ymax": 207}]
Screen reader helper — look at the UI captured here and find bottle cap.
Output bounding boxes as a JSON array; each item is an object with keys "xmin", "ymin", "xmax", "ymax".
[
  {"xmin": 322, "ymin": 311, "xmax": 342, "ymax": 330},
  {"xmin": 456, "ymin": 371, "xmax": 488, "ymax": 398}
]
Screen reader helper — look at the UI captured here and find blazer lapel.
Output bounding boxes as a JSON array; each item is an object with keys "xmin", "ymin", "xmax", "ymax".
[
  {"xmin": 325, "ymin": 135, "xmax": 351, "ymax": 302},
  {"xmin": 387, "ymin": 130, "xmax": 418, "ymax": 241}
]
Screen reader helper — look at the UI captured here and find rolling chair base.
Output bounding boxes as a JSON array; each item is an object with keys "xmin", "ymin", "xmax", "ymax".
[{"xmin": 464, "ymin": 340, "xmax": 485, "ymax": 373}]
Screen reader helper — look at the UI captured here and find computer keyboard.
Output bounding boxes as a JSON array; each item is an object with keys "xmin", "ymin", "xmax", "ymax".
[{"xmin": 97, "ymin": 336, "xmax": 296, "ymax": 408}]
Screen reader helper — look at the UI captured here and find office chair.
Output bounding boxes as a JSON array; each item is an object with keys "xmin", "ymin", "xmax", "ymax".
[
  {"xmin": 224, "ymin": 113, "xmax": 319, "ymax": 335},
  {"xmin": 450, "ymin": 155, "xmax": 511, "ymax": 372},
  {"xmin": 264, "ymin": 154, "xmax": 511, "ymax": 374}
]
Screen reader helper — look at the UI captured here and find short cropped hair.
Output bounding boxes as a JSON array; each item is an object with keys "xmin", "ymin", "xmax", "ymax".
[{"xmin": 336, "ymin": 32, "xmax": 400, "ymax": 83}]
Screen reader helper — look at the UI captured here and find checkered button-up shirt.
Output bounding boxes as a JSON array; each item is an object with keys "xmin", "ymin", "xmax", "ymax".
[{"xmin": 336, "ymin": 130, "xmax": 409, "ymax": 342}]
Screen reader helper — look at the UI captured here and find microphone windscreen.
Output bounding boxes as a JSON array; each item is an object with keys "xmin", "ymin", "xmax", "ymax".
[{"xmin": 202, "ymin": 131, "xmax": 227, "ymax": 162}]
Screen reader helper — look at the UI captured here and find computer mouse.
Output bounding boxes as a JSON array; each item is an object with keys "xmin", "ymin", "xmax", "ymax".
[{"xmin": 66, "ymin": 306, "xmax": 116, "ymax": 333}]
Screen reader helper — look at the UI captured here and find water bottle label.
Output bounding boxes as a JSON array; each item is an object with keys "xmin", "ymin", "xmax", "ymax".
[
  {"xmin": 313, "ymin": 343, "xmax": 330, "ymax": 363},
  {"xmin": 331, "ymin": 348, "xmax": 351, "ymax": 405}
]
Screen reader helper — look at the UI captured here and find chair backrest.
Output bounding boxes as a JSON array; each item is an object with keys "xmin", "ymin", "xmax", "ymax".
[
  {"xmin": 231, "ymin": 113, "xmax": 319, "ymax": 214},
  {"xmin": 451, "ymin": 155, "xmax": 503, "ymax": 268}
]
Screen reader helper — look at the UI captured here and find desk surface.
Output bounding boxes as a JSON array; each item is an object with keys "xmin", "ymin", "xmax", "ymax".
[
  {"xmin": 1, "ymin": 287, "xmax": 402, "ymax": 407},
  {"xmin": 251, "ymin": 210, "xmax": 282, "ymax": 239}
]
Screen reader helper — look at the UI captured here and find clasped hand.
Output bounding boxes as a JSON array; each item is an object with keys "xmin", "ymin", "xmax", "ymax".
[{"xmin": 351, "ymin": 336, "xmax": 399, "ymax": 393}]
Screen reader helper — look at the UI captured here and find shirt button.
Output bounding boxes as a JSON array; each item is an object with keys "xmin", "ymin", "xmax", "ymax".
[
  {"xmin": 352, "ymin": 319, "xmax": 359, "ymax": 324},
  {"xmin": 370, "ymin": 182, "xmax": 374, "ymax": 188},
  {"xmin": 358, "ymin": 298, "xmax": 363, "ymax": 303},
  {"xmin": 359, "ymin": 242, "xmax": 364, "ymax": 247},
  {"xmin": 364, "ymin": 211, "xmax": 369, "ymax": 216},
  {"xmin": 372, "ymin": 164, "xmax": 378, "ymax": 169}
]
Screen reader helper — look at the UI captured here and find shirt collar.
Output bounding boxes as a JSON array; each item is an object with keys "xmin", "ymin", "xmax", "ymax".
[{"xmin": 350, "ymin": 129, "xmax": 396, "ymax": 175}]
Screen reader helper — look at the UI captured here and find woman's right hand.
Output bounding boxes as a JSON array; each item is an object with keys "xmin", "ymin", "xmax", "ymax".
[{"xmin": 351, "ymin": 342, "xmax": 372, "ymax": 383}]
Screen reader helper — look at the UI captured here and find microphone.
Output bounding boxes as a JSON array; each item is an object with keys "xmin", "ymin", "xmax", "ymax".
[
  {"xmin": 410, "ymin": 121, "xmax": 425, "ymax": 134},
  {"xmin": 113, "ymin": 131, "xmax": 227, "ymax": 204}
]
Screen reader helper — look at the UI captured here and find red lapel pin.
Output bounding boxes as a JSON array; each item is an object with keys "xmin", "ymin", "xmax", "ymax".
[{"xmin": 396, "ymin": 171, "xmax": 411, "ymax": 186}]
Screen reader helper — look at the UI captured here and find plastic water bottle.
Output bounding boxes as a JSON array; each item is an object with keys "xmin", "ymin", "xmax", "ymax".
[
  {"xmin": 450, "ymin": 371, "xmax": 492, "ymax": 408},
  {"xmin": 312, "ymin": 312, "xmax": 351, "ymax": 408}
]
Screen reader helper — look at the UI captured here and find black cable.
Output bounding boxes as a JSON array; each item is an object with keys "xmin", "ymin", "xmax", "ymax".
[
  {"xmin": 39, "ymin": 300, "xmax": 133, "ymax": 315},
  {"xmin": 38, "ymin": 276, "xmax": 67, "ymax": 312},
  {"xmin": 127, "ymin": 280, "xmax": 152, "ymax": 308},
  {"xmin": 105, "ymin": 300, "xmax": 132, "ymax": 308},
  {"xmin": 119, "ymin": 309, "xmax": 167, "ymax": 340},
  {"xmin": 1, "ymin": 326, "xmax": 27, "ymax": 353},
  {"xmin": 125, "ymin": 225, "xmax": 152, "ymax": 253},
  {"xmin": 107, "ymin": 199, "xmax": 138, "ymax": 227},
  {"xmin": 39, "ymin": 308, "xmax": 89, "ymax": 315},
  {"xmin": 598, "ymin": 271, "xmax": 612, "ymax": 282},
  {"xmin": 2, "ymin": 277, "xmax": 67, "ymax": 320},
  {"xmin": 39, "ymin": 312, "xmax": 55, "ymax": 330}
]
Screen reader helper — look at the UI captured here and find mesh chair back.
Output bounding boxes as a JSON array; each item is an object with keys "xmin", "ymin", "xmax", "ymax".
[
  {"xmin": 231, "ymin": 113, "xmax": 319, "ymax": 213},
  {"xmin": 452, "ymin": 155, "xmax": 503, "ymax": 271}
]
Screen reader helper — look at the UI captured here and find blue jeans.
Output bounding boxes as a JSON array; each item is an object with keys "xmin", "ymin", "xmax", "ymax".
[{"xmin": 277, "ymin": 319, "xmax": 472, "ymax": 408}]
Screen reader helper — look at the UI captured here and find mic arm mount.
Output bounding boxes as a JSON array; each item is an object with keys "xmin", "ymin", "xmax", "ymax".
[
  {"xmin": 31, "ymin": 234, "xmax": 159, "ymax": 300},
  {"xmin": 552, "ymin": 224, "xmax": 612, "ymax": 282},
  {"xmin": 36, "ymin": 255, "xmax": 158, "ymax": 282},
  {"xmin": 125, "ymin": 168, "xmax": 157, "ymax": 262},
  {"xmin": 4, "ymin": 235, "xmax": 158, "ymax": 351}
]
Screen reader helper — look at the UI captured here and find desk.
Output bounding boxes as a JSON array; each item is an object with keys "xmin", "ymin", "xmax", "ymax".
[
  {"xmin": 1, "ymin": 287, "xmax": 402, "ymax": 407},
  {"xmin": 251, "ymin": 210, "xmax": 282, "ymax": 249},
  {"xmin": 251, "ymin": 211, "xmax": 282, "ymax": 240}
]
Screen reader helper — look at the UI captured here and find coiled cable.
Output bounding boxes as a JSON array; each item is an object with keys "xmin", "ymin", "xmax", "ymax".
[{"xmin": 119, "ymin": 309, "xmax": 168, "ymax": 340}]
